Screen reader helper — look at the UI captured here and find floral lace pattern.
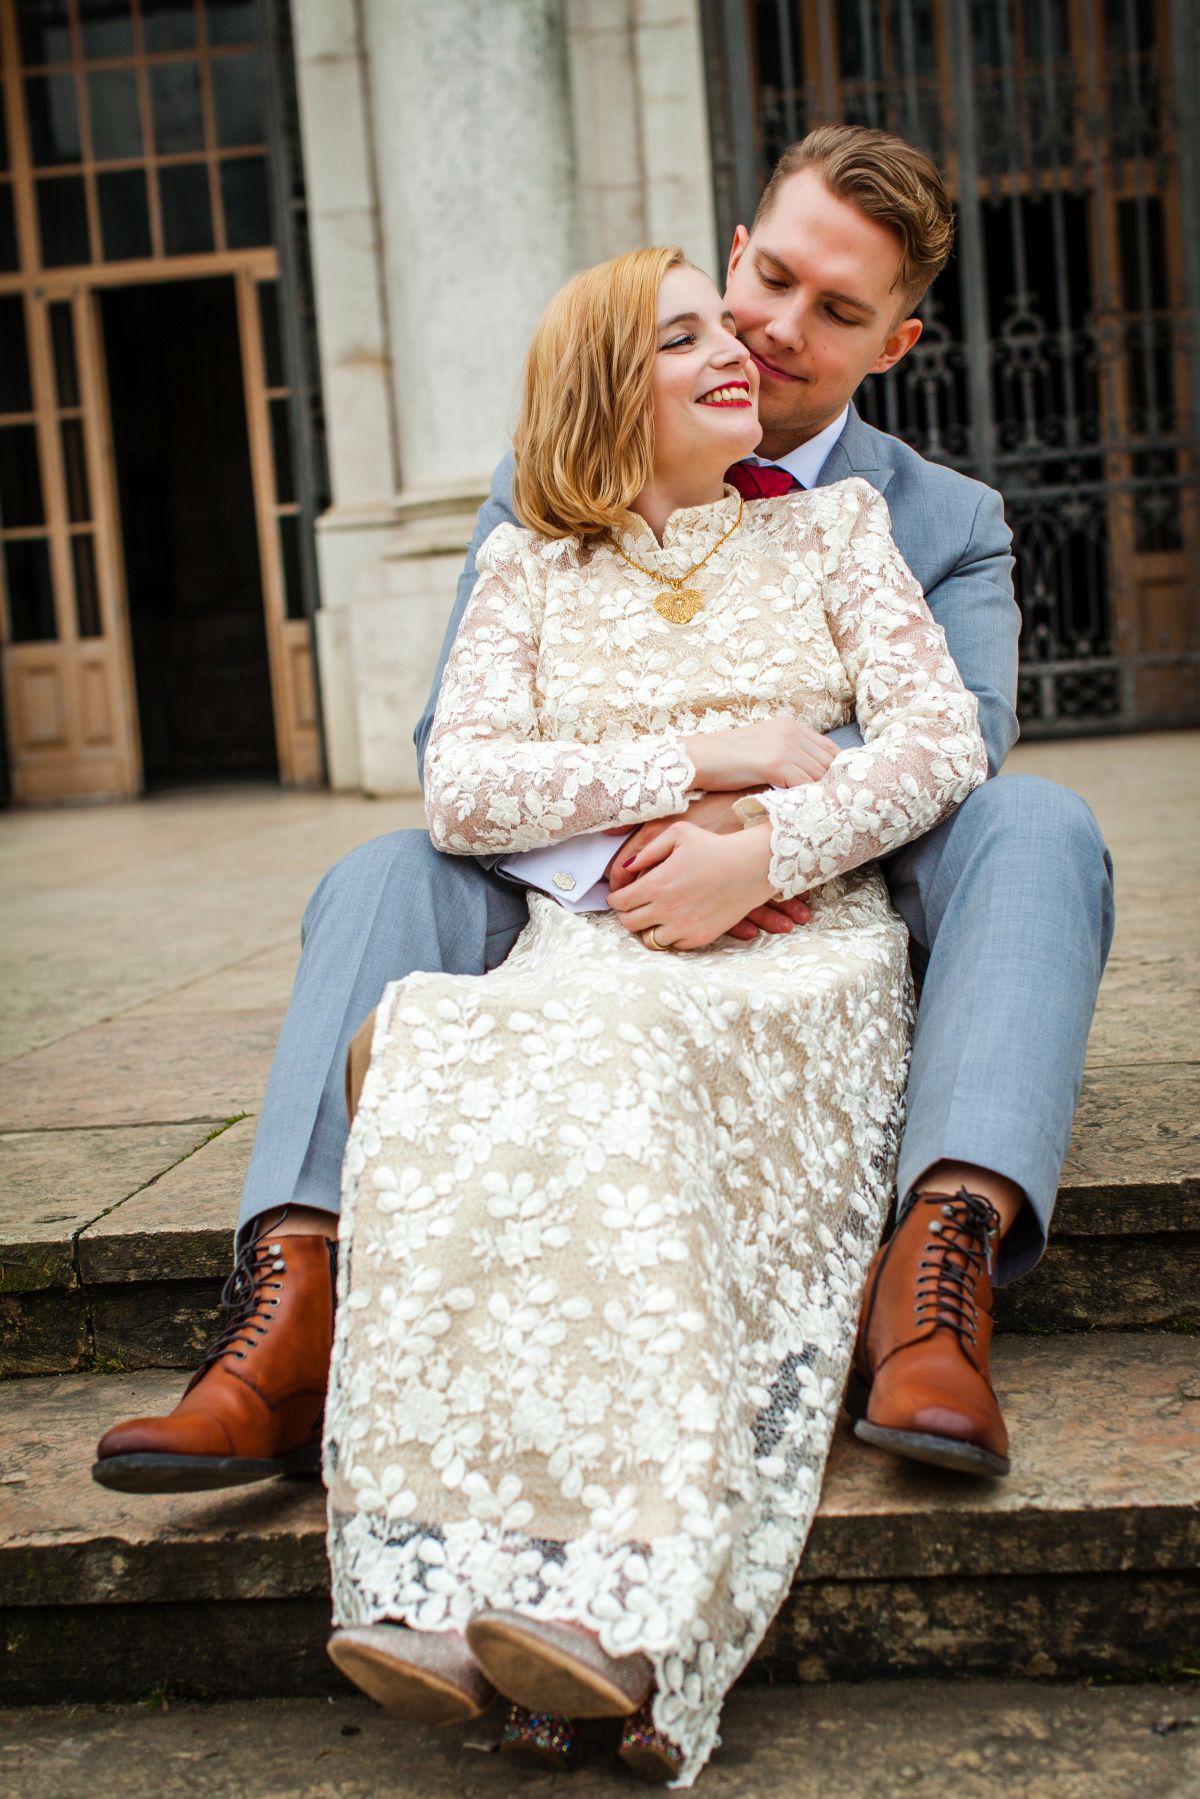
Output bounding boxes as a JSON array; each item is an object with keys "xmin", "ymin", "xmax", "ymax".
[
  {"xmin": 326, "ymin": 479, "xmax": 987, "ymax": 1786},
  {"xmin": 423, "ymin": 480, "xmax": 986, "ymax": 894}
]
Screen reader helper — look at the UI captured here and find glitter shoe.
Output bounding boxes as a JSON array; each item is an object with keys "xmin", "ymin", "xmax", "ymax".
[
  {"xmin": 498, "ymin": 1703, "xmax": 576, "ymax": 1769},
  {"xmin": 467, "ymin": 1610, "xmax": 653, "ymax": 1718},
  {"xmin": 618, "ymin": 1698, "xmax": 684, "ymax": 1783},
  {"xmin": 326, "ymin": 1624, "xmax": 495, "ymax": 1723}
]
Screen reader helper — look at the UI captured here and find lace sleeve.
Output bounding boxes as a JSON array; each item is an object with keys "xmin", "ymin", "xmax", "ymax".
[
  {"xmin": 735, "ymin": 480, "xmax": 988, "ymax": 897},
  {"xmin": 423, "ymin": 524, "xmax": 697, "ymax": 854}
]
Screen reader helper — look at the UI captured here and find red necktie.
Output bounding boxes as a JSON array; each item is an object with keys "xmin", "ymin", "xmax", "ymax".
[{"xmin": 725, "ymin": 460, "xmax": 801, "ymax": 500}]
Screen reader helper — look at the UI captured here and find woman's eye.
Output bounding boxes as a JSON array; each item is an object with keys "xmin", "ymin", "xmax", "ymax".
[{"xmin": 660, "ymin": 333, "xmax": 696, "ymax": 350}]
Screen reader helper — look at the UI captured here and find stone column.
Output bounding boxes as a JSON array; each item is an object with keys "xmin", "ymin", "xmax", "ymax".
[
  {"xmin": 291, "ymin": 0, "xmax": 399, "ymax": 789},
  {"xmin": 566, "ymin": 0, "xmax": 718, "ymax": 274},
  {"xmin": 350, "ymin": 0, "xmax": 580, "ymax": 793},
  {"xmin": 631, "ymin": 0, "xmax": 719, "ymax": 274}
]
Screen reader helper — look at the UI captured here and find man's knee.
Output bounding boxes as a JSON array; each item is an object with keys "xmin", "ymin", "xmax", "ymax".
[
  {"xmin": 894, "ymin": 773, "xmax": 1112, "ymax": 948},
  {"xmin": 301, "ymin": 828, "xmax": 442, "ymax": 941},
  {"xmin": 939, "ymin": 773, "xmax": 1109, "ymax": 880},
  {"xmin": 977, "ymin": 772, "xmax": 1103, "ymax": 843}
]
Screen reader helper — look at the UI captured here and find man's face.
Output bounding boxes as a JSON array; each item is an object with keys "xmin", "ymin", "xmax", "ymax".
[{"xmin": 723, "ymin": 168, "xmax": 924, "ymax": 456}]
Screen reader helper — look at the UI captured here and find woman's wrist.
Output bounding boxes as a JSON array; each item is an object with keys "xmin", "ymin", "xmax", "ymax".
[
  {"xmin": 680, "ymin": 732, "xmax": 720, "ymax": 789},
  {"xmin": 724, "ymin": 815, "xmax": 775, "ymax": 906}
]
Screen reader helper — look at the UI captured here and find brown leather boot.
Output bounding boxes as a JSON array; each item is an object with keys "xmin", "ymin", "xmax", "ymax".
[
  {"xmin": 845, "ymin": 1188, "xmax": 1010, "ymax": 1477},
  {"xmin": 92, "ymin": 1229, "xmax": 337, "ymax": 1494}
]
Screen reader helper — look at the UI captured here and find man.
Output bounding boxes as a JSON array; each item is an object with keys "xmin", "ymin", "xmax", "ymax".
[{"xmin": 94, "ymin": 126, "xmax": 1113, "ymax": 1494}]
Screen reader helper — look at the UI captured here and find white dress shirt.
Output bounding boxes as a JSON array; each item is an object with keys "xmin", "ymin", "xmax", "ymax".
[
  {"xmin": 501, "ymin": 407, "xmax": 851, "ymax": 909},
  {"xmin": 745, "ymin": 404, "xmax": 849, "ymax": 492}
]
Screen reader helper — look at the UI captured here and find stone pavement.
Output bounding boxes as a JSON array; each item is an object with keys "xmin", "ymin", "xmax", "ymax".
[{"xmin": 3, "ymin": 1680, "xmax": 1199, "ymax": 1798}]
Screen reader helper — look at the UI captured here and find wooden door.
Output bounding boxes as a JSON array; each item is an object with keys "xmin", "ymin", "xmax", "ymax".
[
  {"xmin": 0, "ymin": 286, "xmax": 141, "ymax": 802},
  {"xmin": 236, "ymin": 267, "xmax": 321, "ymax": 786}
]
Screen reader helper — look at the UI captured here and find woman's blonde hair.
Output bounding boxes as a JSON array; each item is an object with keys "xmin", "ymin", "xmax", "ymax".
[{"xmin": 512, "ymin": 246, "xmax": 686, "ymax": 540}]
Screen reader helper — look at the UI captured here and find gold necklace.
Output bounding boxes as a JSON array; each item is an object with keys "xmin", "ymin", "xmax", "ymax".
[{"xmin": 608, "ymin": 495, "xmax": 744, "ymax": 625}]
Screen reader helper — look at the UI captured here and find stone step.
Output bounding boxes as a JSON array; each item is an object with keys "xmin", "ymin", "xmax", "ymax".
[
  {"xmin": 3, "ymin": 1064, "xmax": 1198, "ymax": 1376},
  {"xmin": 2, "ymin": 1334, "xmax": 1197, "ymax": 1706},
  {"xmin": 4, "ymin": 1681, "xmax": 1200, "ymax": 1798}
]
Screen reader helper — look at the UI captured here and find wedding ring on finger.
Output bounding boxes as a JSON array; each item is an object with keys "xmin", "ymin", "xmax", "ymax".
[{"xmin": 643, "ymin": 926, "xmax": 672, "ymax": 951}]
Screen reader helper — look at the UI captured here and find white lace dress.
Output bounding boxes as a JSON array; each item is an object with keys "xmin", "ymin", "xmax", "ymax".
[{"xmin": 324, "ymin": 479, "xmax": 986, "ymax": 1785}]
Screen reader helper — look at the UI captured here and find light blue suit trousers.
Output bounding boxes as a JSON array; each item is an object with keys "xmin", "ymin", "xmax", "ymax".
[{"xmin": 238, "ymin": 410, "xmax": 1114, "ymax": 1286}]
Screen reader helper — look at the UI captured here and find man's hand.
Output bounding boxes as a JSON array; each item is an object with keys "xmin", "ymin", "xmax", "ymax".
[{"xmin": 608, "ymin": 789, "xmax": 811, "ymax": 940}]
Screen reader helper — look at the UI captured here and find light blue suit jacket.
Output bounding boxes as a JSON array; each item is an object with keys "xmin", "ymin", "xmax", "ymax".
[{"xmin": 414, "ymin": 404, "xmax": 1020, "ymax": 783}]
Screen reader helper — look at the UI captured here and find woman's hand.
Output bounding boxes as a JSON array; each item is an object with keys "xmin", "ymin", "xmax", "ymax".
[
  {"xmin": 608, "ymin": 820, "xmax": 776, "ymax": 950},
  {"xmin": 681, "ymin": 717, "xmax": 838, "ymax": 791},
  {"xmin": 606, "ymin": 791, "xmax": 811, "ymax": 940}
]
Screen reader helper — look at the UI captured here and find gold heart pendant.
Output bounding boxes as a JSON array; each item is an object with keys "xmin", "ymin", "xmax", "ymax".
[{"xmin": 654, "ymin": 588, "xmax": 703, "ymax": 625}]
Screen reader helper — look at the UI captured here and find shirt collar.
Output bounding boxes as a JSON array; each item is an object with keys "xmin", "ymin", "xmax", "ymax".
[{"xmin": 748, "ymin": 405, "xmax": 850, "ymax": 490}]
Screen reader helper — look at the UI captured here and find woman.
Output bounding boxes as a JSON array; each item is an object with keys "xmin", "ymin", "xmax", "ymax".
[{"xmin": 323, "ymin": 247, "xmax": 986, "ymax": 1785}]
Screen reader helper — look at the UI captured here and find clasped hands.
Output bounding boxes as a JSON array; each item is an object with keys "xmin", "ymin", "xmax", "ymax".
[{"xmin": 605, "ymin": 716, "xmax": 837, "ymax": 951}]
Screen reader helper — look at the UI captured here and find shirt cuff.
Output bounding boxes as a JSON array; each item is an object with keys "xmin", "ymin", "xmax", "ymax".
[{"xmin": 499, "ymin": 827, "xmax": 632, "ymax": 912}]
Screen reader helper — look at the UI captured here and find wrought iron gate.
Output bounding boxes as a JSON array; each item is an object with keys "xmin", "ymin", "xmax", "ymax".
[{"xmin": 701, "ymin": 0, "xmax": 1200, "ymax": 733}]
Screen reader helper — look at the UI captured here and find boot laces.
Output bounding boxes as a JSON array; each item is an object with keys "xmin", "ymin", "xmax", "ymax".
[
  {"xmin": 911, "ymin": 1187, "xmax": 1000, "ymax": 1350},
  {"xmin": 186, "ymin": 1227, "xmax": 289, "ymax": 1392}
]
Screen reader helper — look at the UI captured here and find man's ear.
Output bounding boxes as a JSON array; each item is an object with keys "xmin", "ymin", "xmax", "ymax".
[
  {"xmin": 725, "ymin": 225, "xmax": 750, "ymax": 291},
  {"xmin": 871, "ymin": 315, "xmax": 923, "ymax": 375}
]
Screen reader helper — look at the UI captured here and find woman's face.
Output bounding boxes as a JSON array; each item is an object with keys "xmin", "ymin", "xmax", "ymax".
[{"xmin": 650, "ymin": 265, "xmax": 762, "ymax": 480}]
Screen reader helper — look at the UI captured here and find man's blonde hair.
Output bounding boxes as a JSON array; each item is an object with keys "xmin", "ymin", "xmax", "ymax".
[
  {"xmin": 513, "ymin": 246, "xmax": 686, "ymax": 540},
  {"xmin": 754, "ymin": 124, "xmax": 954, "ymax": 313}
]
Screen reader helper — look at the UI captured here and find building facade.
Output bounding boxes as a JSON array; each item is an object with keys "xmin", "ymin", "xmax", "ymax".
[{"xmin": 1, "ymin": 0, "xmax": 1196, "ymax": 804}]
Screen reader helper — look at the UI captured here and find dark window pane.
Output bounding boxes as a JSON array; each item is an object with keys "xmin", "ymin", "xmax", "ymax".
[
  {"xmin": 18, "ymin": 1, "xmax": 72, "ymax": 68},
  {"xmin": 0, "ymin": 182, "xmax": 16, "ymax": 269},
  {"xmin": 36, "ymin": 175, "xmax": 91, "ymax": 265},
  {"xmin": 205, "ymin": 1, "xmax": 259, "ymax": 47},
  {"xmin": 158, "ymin": 160, "xmax": 213, "ymax": 253},
  {"xmin": 219, "ymin": 153, "xmax": 269, "ymax": 247},
  {"xmin": 0, "ymin": 294, "xmax": 32, "ymax": 413},
  {"xmin": 269, "ymin": 397, "xmax": 293, "ymax": 503},
  {"xmin": 150, "ymin": 59, "xmax": 205, "ymax": 153},
  {"xmin": 49, "ymin": 300, "xmax": 78, "ymax": 406},
  {"xmin": 25, "ymin": 73, "xmax": 81, "ymax": 165},
  {"xmin": 1, "ymin": 84, "xmax": 10, "ymax": 173},
  {"xmin": 211, "ymin": 50, "xmax": 262, "ymax": 146},
  {"xmin": 0, "ymin": 422, "xmax": 45, "ymax": 526},
  {"xmin": 279, "ymin": 512, "xmax": 303, "ymax": 620},
  {"xmin": 258, "ymin": 280, "xmax": 283, "ymax": 388},
  {"xmin": 0, "ymin": 184, "xmax": 17, "ymax": 272},
  {"xmin": 98, "ymin": 167, "xmax": 152, "ymax": 259},
  {"xmin": 4, "ymin": 536, "xmax": 57, "ymax": 641},
  {"xmin": 60, "ymin": 417, "xmax": 90, "ymax": 521},
  {"xmin": 87, "ymin": 67, "xmax": 143, "ymax": 160},
  {"xmin": 78, "ymin": 0, "xmax": 135, "ymax": 60},
  {"xmin": 141, "ymin": 0, "xmax": 197, "ymax": 52},
  {"xmin": 73, "ymin": 531, "xmax": 101, "ymax": 635}
]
